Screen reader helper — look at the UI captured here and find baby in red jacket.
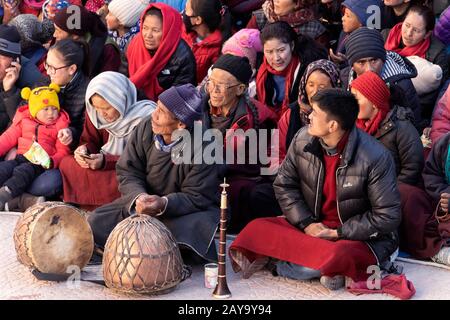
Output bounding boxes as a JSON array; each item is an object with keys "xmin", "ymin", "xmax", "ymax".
[{"xmin": 0, "ymin": 83, "xmax": 70, "ymax": 210}]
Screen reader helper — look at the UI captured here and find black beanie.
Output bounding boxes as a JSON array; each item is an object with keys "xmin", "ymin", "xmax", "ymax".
[
  {"xmin": 212, "ymin": 54, "xmax": 253, "ymax": 84},
  {"xmin": 345, "ymin": 27, "xmax": 386, "ymax": 67},
  {"xmin": 0, "ymin": 25, "xmax": 21, "ymax": 58}
]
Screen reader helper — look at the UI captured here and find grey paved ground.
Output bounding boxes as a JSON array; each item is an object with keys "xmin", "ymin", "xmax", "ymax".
[{"xmin": 2, "ymin": 212, "xmax": 450, "ymax": 300}]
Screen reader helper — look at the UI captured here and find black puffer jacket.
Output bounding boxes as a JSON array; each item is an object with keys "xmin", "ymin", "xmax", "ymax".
[
  {"xmin": 375, "ymin": 106, "xmax": 424, "ymax": 185},
  {"xmin": 423, "ymin": 132, "xmax": 450, "ymax": 204},
  {"xmin": 273, "ymin": 126, "xmax": 401, "ymax": 264},
  {"xmin": 59, "ymin": 72, "xmax": 90, "ymax": 149},
  {"xmin": 156, "ymin": 39, "xmax": 197, "ymax": 91}
]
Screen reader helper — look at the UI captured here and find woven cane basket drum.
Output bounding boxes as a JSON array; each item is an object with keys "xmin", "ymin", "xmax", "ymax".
[
  {"xmin": 13, "ymin": 202, "xmax": 94, "ymax": 274},
  {"xmin": 102, "ymin": 214, "xmax": 183, "ymax": 295}
]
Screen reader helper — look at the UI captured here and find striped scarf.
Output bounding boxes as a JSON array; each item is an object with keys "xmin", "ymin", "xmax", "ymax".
[{"xmin": 85, "ymin": 71, "xmax": 156, "ymax": 155}]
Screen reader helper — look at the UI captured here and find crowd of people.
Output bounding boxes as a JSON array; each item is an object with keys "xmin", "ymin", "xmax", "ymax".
[{"xmin": 0, "ymin": 0, "xmax": 449, "ymax": 293}]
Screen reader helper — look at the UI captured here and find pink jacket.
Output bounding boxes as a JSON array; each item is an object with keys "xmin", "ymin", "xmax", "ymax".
[
  {"xmin": 0, "ymin": 105, "xmax": 71, "ymax": 168},
  {"xmin": 430, "ymin": 85, "xmax": 450, "ymax": 145}
]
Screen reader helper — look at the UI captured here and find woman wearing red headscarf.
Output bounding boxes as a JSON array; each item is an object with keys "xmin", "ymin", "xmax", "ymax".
[{"xmin": 126, "ymin": 3, "xmax": 196, "ymax": 101}]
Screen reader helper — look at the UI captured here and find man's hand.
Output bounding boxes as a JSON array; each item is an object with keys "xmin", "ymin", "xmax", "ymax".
[
  {"xmin": 304, "ymin": 222, "xmax": 338, "ymax": 240},
  {"xmin": 58, "ymin": 128, "xmax": 73, "ymax": 146},
  {"xmin": 3, "ymin": 58, "xmax": 21, "ymax": 92},
  {"xmin": 316, "ymin": 228, "xmax": 339, "ymax": 241},
  {"xmin": 329, "ymin": 48, "xmax": 346, "ymax": 64},
  {"xmin": 304, "ymin": 222, "xmax": 328, "ymax": 237},
  {"xmin": 136, "ymin": 194, "xmax": 167, "ymax": 216}
]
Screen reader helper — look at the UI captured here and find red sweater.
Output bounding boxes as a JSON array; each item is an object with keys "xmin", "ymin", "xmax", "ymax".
[
  {"xmin": 182, "ymin": 28, "xmax": 222, "ymax": 83},
  {"xmin": 321, "ymin": 132, "xmax": 349, "ymax": 229}
]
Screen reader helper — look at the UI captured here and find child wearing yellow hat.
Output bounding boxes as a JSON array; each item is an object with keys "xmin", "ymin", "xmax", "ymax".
[{"xmin": 0, "ymin": 83, "xmax": 70, "ymax": 210}]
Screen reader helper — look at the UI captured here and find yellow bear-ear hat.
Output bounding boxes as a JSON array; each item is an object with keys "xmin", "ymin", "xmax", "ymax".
[{"xmin": 22, "ymin": 84, "xmax": 61, "ymax": 118}]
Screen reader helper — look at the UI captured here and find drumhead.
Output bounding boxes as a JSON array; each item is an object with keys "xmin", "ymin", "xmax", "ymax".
[{"xmin": 29, "ymin": 204, "xmax": 94, "ymax": 274}]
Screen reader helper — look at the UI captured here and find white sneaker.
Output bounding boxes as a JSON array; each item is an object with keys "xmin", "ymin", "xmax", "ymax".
[{"xmin": 431, "ymin": 247, "xmax": 450, "ymax": 266}]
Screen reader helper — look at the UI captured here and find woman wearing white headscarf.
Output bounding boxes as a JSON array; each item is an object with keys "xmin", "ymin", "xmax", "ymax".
[{"xmin": 59, "ymin": 71, "xmax": 155, "ymax": 209}]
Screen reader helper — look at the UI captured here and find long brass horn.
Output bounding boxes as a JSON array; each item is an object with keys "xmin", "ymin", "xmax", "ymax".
[{"xmin": 213, "ymin": 178, "xmax": 232, "ymax": 299}]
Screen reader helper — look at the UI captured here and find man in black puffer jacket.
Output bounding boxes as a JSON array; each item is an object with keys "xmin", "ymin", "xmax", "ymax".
[{"xmin": 273, "ymin": 89, "xmax": 401, "ymax": 289}]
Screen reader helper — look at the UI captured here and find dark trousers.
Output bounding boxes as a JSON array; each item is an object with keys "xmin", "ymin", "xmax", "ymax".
[{"xmin": 0, "ymin": 155, "xmax": 45, "ymax": 198}]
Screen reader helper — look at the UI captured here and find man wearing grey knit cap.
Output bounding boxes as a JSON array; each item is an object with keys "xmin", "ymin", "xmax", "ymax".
[
  {"xmin": 89, "ymin": 84, "xmax": 221, "ymax": 263},
  {"xmin": 340, "ymin": 26, "xmax": 422, "ymax": 129}
]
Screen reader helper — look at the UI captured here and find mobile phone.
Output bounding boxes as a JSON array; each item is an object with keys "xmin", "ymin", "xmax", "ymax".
[{"xmin": 79, "ymin": 153, "xmax": 93, "ymax": 160}]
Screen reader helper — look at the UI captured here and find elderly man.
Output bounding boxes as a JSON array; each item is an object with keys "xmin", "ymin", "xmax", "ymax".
[
  {"xmin": 340, "ymin": 27, "xmax": 422, "ymax": 128},
  {"xmin": 229, "ymin": 89, "xmax": 401, "ymax": 290},
  {"xmin": 88, "ymin": 84, "xmax": 220, "ymax": 262},
  {"xmin": 0, "ymin": 24, "xmax": 44, "ymax": 132},
  {"xmin": 201, "ymin": 54, "xmax": 279, "ymax": 232}
]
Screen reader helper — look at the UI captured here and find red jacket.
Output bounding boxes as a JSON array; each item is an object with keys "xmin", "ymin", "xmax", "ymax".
[
  {"xmin": 430, "ymin": 85, "xmax": 450, "ymax": 146},
  {"xmin": 0, "ymin": 105, "xmax": 71, "ymax": 168},
  {"xmin": 182, "ymin": 28, "xmax": 222, "ymax": 83}
]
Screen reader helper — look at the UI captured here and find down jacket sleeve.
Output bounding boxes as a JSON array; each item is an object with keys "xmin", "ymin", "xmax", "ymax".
[
  {"xmin": 273, "ymin": 133, "xmax": 316, "ymax": 229},
  {"xmin": 338, "ymin": 150, "xmax": 401, "ymax": 241},
  {"xmin": 396, "ymin": 120, "xmax": 424, "ymax": 185}
]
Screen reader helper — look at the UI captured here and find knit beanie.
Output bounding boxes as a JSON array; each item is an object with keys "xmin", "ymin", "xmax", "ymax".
[
  {"xmin": 342, "ymin": 0, "xmax": 382, "ymax": 27},
  {"xmin": 0, "ymin": 25, "xmax": 21, "ymax": 58},
  {"xmin": 21, "ymin": 83, "xmax": 61, "ymax": 118},
  {"xmin": 350, "ymin": 71, "xmax": 390, "ymax": 112},
  {"xmin": 406, "ymin": 56, "xmax": 443, "ymax": 95},
  {"xmin": 158, "ymin": 84, "xmax": 203, "ymax": 128},
  {"xmin": 108, "ymin": 0, "xmax": 148, "ymax": 28},
  {"xmin": 212, "ymin": 54, "xmax": 253, "ymax": 84},
  {"xmin": 345, "ymin": 27, "xmax": 386, "ymax": 66},
  {"xmin": 9, "ymin": 14, "xmax": 55, "ymax": 51},
  {"xmin": 222, "ymin": 28, "xmax": 262, "ymax": 69}
]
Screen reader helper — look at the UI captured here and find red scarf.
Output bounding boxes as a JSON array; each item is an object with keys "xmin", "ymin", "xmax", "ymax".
[
  {"xmin": 384, "ymin": 22, "xmax": 431, "ymax": 59},
  {"xmin": 356, "ymin": 109, "xmax": 389, "ymax": 136},
  {"xmin": 126, "ymin": 3, "xmax": 182, "ymax": 101},
  {"xmin": 256, "ymin": 55, "xmax": 300, "ymax": 118}
]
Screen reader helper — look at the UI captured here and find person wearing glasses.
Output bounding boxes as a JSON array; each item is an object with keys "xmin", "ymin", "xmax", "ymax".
[
  {"xmin": 383, "ymin": 5, "xmax": 448, "ymax": 127},
  {"xmin": 202, "ymin": 54, "xmax": 280, "ymax": 232},
  {"xmin": 45, "ymin": 39, "xmax": 90, "ymax": 151}
]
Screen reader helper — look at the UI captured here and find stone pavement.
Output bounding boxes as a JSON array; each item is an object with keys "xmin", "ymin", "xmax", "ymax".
[{"xmin": 1, "ymin": 212, "xmax": 450, "ymax": 300}]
